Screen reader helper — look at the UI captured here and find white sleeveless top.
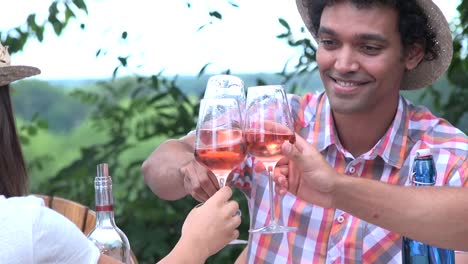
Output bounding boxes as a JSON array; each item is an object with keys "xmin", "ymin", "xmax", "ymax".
[{"xmin": 0, "ymin": 195, "xmax": 100, "ymax": 264}]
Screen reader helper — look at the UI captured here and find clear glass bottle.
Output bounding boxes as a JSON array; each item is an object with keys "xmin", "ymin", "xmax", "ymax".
[{"xmin": 87, "ymin": 163, "xmax": 131, "ymax": 264}]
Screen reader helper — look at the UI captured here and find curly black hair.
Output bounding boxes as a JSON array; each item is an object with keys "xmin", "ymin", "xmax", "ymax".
[{"xmin": 308, "ymin": 0, "xmax": 439, "ymax": 61}]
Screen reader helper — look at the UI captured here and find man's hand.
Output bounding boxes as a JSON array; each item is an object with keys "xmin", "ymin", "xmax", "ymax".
[
  {"xmin": 274, "ymin": 133, "xmax": 340, "ymax": 208},
  {"xmin": 180, "ymin": 159, "xmax": 220, "ymax": 202}
]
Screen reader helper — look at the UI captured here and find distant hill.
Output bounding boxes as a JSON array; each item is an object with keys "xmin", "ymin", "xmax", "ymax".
[
  {"xmin": 11, "ymin": 80, "xmax": 91, "ymax": 132},
  {"xmin": 44, "ymin": 72, "xmax": 325, "ymax": 95},
  {"xmin": 10, "ymin": 72, "xmax": 467, "ymax": 133}
]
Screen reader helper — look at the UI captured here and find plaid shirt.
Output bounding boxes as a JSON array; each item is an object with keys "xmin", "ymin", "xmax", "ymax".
[{"xmin": 233, "ymin": 91, "xmax": 467, "ymax": 263}]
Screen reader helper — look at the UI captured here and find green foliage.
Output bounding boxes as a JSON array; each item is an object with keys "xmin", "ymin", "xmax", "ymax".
[
  {"xmin": 1, "ymin": 0, "xmax": 87, "ymax": 52},
  {"xmin": 442, "ymin": 0, "xmax": 468, "ymax": 129},
  {"xmin": 34, "ymin": 73, "xmax": 200, "ymax": 262},
  {"xmin": 24, "ymin": 73, "xmax": 252, "ymax": 263}
]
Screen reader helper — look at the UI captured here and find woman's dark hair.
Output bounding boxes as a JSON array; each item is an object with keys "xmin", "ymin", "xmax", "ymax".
[
  {"xmin": 0, "ymin": 84, "xmax": 28, "ymax": 197},
  {"xmin": 308, "ymin": 0, "xmax": 439, "ymax": 61}
]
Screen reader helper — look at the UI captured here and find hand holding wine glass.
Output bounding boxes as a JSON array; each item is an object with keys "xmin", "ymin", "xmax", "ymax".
[
  {"xmin": 181, "ymin": 75, "xmax": 246, "ymax": 202},
  {"xmin": 244, "ymin": 85, "xmax": 297, "ymax": 234},
  {"xmin": 194, "ymin": 98, "xmax": 248, "ymax": 245}
]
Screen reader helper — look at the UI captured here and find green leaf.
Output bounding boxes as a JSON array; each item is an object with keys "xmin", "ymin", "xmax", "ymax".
[
  {"xmin": 112, "ymin": 67, "xmax": 119, "ymax": 80},
  {"xmin": 65, "ymin": 5, "xmax": 76, "ymax": 20},
  {"xmin": 28, "ymin": 126, "xmax": 37, "ymax": 136},
  {"xmin": 229, "ymin": 1, "xmax": 239, "ymax": 8},
  {"xmin": 197, "ymin": 63, "xmax": 212, "ymax": 78},
  {"xmin": 279, "ymin": 18, "xmax": 290, "ymax": 30},
  {"xmin": 118, "ymin": 56, "xmax": 128, "ymax": 66},
  {"xmin": 26, "ymin": 14, "xmax": 36, "ymax": 27},
  {"xmin": 19, "ymin": 135, "xmax": 29, "ymax": 145},
  {"xmin": 72, "ymin": 0, "xmax": 88, "ymax": 13},
  {"xmin": 38, "ymin": 120, "xmax": 49, "ymax": 129},
  {"xmin": 36, "ymin": 27, "xmax": 45, "ymax": 42},
  {"xmin": 48, "ymin": 2, "xmax": 58, "ymax": 16},
  {"xmin": 52, "ymin": 21, "xmax": 63, "ymax": 35},
  {"xmin": 277, "ymin": 33, "xmax": 289, "ymax": 39},
  {"xmin": 209, "ymin": 11, "xmax": 222, "ymax": 20},
  {"xmin": 197, "ymin": 24, "xmax": 205, "ymax": 31}
]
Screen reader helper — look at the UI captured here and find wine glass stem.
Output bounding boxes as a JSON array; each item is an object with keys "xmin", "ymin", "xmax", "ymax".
[
  {"xmin": 219, "ymin": 178, "xmax": 225, "ymax": 187},
  {"xmin": 217, "ymin": 174, "xmax": 242, "ymax": 219},
  {"xmin": 266, "ymin": 163, "xmax": 278, "ymax": 225},
  {"xmin": 218, "ymin": 175, "xmax": 228, "ymax": 188}
]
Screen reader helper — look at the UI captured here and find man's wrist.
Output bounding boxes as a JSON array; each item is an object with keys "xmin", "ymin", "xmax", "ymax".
[{"xmin": 330, "ymin": 172, "xmax": 352, "ymax": 209}]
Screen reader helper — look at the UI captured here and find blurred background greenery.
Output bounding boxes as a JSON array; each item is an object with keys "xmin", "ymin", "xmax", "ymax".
[{"xmin": 2, "ymin": 0, "xmax": 467, "ymax": 263}]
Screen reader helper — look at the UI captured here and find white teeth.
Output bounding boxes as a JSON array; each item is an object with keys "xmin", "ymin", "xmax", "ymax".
[{"xmin": 336, "ymin": 80, "xmax": 359, "ymax": 87}]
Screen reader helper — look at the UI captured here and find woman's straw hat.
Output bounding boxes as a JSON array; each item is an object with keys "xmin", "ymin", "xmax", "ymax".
[{"xmin": 0, "ymin": 42, "xmax": 40, "ymax": 86}]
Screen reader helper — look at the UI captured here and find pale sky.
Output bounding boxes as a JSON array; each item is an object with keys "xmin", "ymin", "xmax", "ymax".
[{"xmin": 1, "ymin": 0, "xmax": 461, "ymax": 80}]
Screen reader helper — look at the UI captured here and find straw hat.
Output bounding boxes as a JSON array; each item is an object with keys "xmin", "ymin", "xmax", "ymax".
[
  {"xmin": 295, "ymin": 0, "xmax": 453, "ymax": 90},
  {"xmin": 0, "ymin": 42, "xmax": 40, "ymax": 86}
]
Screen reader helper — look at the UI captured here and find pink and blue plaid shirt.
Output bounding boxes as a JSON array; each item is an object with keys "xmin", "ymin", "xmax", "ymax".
[{"xmin": 233, "ymin": 91, "xmax": 467, "ymax": 263}]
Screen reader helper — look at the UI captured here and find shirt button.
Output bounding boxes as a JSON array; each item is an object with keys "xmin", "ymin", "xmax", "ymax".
[
  {"xmin": 348, "ymin": 166, "xmax": 356, "ymax": 174},
  {"xmin": 337, "ymin": 215, "xmax": 345, "ymax": 223}
]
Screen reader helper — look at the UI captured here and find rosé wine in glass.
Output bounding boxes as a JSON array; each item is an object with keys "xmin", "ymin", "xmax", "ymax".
[{"xmin": 244, "ymin": 85, "xmax": 297, "ymax": 234}]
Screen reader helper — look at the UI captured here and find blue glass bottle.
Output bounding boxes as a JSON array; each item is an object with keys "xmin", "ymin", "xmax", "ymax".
[{"xmin": 402, "ymin": 149, "xmax": 455, "ymax": 264}]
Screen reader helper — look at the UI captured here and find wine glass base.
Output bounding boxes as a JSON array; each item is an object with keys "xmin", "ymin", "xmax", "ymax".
[
  {"xmin": 249, "ymin": 224, "xmax": 297, "ymax": 234},
  {"xmin": 228, "ymin": 239, "xmax": 249, "ymax": 245}
]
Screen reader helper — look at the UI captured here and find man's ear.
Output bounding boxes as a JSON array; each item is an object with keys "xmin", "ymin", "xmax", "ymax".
[{"xmin": 405, "ymin": 44, "xmax": 425, "ymax": 71}]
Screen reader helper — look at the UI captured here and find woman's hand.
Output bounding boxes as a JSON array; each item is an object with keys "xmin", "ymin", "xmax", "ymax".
[{"xmin": 179, "ymin": 187, "xmax": 241, "ymax": 259}]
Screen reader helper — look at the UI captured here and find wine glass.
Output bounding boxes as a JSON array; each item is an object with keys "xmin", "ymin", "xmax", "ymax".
[
  {"xmin": 194, "ymin": 98, "xmax": 248, "ymax": 244},
  {"xmin": 202, "ymin": 74, "xmax": 249, "ymax": 244},
  {"xmin": 244, "ymin": 85, "xmax": 297, "ymax": 234}
]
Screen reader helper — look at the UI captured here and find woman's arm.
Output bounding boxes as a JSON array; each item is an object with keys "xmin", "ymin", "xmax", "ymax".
[{"xmin": 157, "ymin": 187, "xmax": 241, "ymax": 263}]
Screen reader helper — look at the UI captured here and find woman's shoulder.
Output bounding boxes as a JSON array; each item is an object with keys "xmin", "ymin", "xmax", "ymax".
[
  {"xmin": 0, "ymin": 195, "xmax": 50, "ymax": 262},
  {"xmin": 0, "ymin": 195, "xmax": 45, "ymax": 211}
]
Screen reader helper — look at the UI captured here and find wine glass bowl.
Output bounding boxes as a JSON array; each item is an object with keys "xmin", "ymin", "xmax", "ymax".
[
  {"xmin": 195, "ymin": 127, "xmax": 246, "ymax": 187},
  {"xmin": 203, "ymin": 74, "xmax": 246, "ymax": 112},
  {"xmin": 244, "ymin": 85, "xmax": 297, "ymax": 234},
  {"xmin": 244, "ymin": 123, "xmax": 296, "ymax": 163}
]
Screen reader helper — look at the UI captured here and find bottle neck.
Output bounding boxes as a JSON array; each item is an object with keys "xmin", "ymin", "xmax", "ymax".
[{"xmin": 94, "ymin": 176, "xmax": 117, "ymax": 226}]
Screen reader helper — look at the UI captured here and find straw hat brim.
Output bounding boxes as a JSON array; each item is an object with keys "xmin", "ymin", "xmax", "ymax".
[
  {"xmin": 0, "ymin": 65, "xmax": 41, "ymax": 86},
  {"xmin": 295, "ymin": 0, "xmax": 453, "ymax": 90}
]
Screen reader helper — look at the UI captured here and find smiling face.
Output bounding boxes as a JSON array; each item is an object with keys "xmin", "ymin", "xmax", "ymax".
[{"xmin": 316, "ymin": 1, "xmax": 422, "ymax": 115}]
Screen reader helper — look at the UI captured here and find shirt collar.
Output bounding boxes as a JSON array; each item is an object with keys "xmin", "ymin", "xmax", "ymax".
[
  {"xmin": 313, "ymin": 94, "xmax": 408, "ymax": 169},
  {"xmin": 371, "ymin": 96, "xmax": 409, "ymax": 168}
]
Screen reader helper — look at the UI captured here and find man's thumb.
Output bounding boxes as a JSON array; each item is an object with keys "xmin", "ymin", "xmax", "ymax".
[
  {"xmin": 282, "ymin": 133, "xmax": 311, "ymax": 160},
  {"xmin": 282, "ymin": 141, "xmax": 301, "ymax": 161}
]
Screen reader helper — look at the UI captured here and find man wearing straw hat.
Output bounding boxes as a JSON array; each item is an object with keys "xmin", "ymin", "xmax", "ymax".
[{"xmin": 142, "ymin": 0, "xmax": 467, "ymax": 262}]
